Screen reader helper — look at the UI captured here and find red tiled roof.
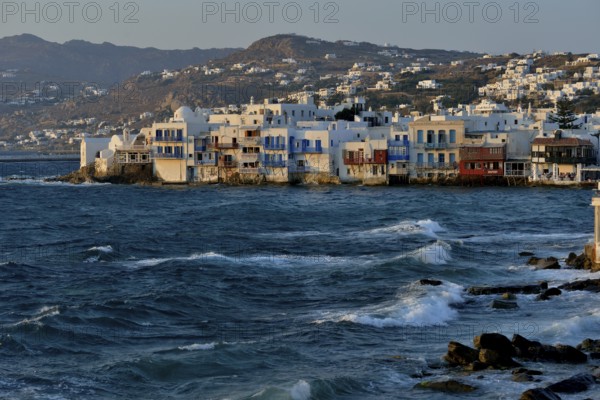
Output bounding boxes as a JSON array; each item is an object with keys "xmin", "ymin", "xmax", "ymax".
[{"xmin": 532, "ymin": 137, "xmax": 593, "ymax": 146}]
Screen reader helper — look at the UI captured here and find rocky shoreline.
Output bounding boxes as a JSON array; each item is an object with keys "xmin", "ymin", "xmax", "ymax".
[
  {"xmin": 50, "ymin": 164, "xmax": 156, "ymax": 185},
  {"xmin": 414, "ymin": 250, "xmax": 600, "ymax": 399}
]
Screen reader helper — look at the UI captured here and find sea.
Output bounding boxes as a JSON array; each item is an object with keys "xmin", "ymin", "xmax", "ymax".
[{"xmin": 1, "ymin": 160, "xmax": 600, "ymax": 399}]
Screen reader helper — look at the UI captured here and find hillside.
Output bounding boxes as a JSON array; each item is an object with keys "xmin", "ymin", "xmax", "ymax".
[{"xmin": 0, "ymin": 34, "xmax": 240, "ymax": 85}]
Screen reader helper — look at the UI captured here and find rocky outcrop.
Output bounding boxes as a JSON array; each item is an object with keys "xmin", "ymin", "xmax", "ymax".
[
  {"xmin": 520, "ymin": 388, "xmax": 562, "ymax": 400},
  {"xmin": 512, "ymin": 335, "xmax": 587, "ymax": 364},
  {"xmin": 536, "ymin": 288, "xmax": 562, "ymax": 301},
  {"xmin": 414, "ymin": 379, "xmax": 476, "ymax": 393},
  {"xmin": 559, "ymin": 279, "xmax": 600, "ymax": 293},
  {"xmin": 491, "ymin": 299, "xmax": 519, "ymax": 309},
  {"xmin": 566, "ymin": 252, "xmax": 593, "ymax": 270},
  {"xmin": 546, "ymin": 373, "xmax": 597, "ymax": 394},
  {"xmin": 54, "ymin": 164, "xmax": 156, "ymax": 185},
  {"xmin": 468, "ymin": 282, "xmax": 547, "ymax": 295},
  {"xmin": 444, "ymin": 341, "xmax": 479, "ymax": 366},
  {"xmin": 528, "ymin": 257, "xmax": 561, "ymax": 270},
  {"xmin": 419, "ymin": 279, "xmax": 442, "ymax": 286}
]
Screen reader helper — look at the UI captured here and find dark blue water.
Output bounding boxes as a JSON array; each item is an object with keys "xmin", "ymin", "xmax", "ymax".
[{"xmin": 1, "ymin": 162, "xmax": 600, "ymax": 399}]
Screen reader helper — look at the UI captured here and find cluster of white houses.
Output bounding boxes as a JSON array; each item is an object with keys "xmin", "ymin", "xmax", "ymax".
[{"xmin": 81, "ymin": 97, "xmax": 600, "ymax": 185}]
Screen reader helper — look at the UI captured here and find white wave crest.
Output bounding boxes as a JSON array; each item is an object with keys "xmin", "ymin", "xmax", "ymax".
[
  {"xmin": 178, "ymin": 343, "xmax": 216, "ymax": 351},
  {"xmin": 13, "ymin": 305, "xmax": 60, "ymax": 327},
  {"xmin": 395, "ymin": 240, "xmax": 452, "ymax": 265},
  {"xmin": 325, "ymin": 281, "xmax": 464, "ymax": 328},
  {"xmin": 88, "ymin": 245, "xmax": 114, "ymax": 253},
  {"xmin": 366, "ymin": 219, "xmax": 445, "ymax": 238},
  {"xmin": 290, "ymin": 380, "xmax": 311, "ymax": 400}
]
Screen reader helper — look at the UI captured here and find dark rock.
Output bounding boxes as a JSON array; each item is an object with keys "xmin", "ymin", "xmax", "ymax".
[
  {"xmin": 590, "ymin": 352, "xmax": 600, "ymax": 360},
  {"xmin": 513, "ymin": 368, "xmax": 543, "ymax": 376},
  {"xmin": 444, "ymin": 341, "xmax": 479, "ymax": 366},
  {"xmin": 474, "ymin": 333, "xmax": 515, "ymax": 355},
  {"xmin": 419, "ymin": 279, "xmax": 442, "ymax": 286},
  {"xmin": 555, "ymin": 345, "xmax": 587, "ymax": 364},
  {"xmin": 512, "ymin": 335, "xmax": 543, "ymax": 358},
  {"xmin": 566, "ymin": 253, "xmax": 592, "ymax": 270},
  {"xmin": 478, "ymin": 348, "xmax": 520, "ymax": 368},
  {"xmin": 547, "ymin": 373, "xmax": 596, "ymax": 394},
  {"xmin": 559, "ymin": 279, "xmax": 600, "ymax": 293},
  {"xmin": 528, "ymin": 257, "xmax": 542, "ymax": 265},
  {"xmin": 535, "ymin": 258, "xmax": 561, "ymax": 270},
  {"xmin": 520, "ymin": 388, "xmax": 562, "ymax": 400},
  {"xmin": 520, "ymin": 251, "xmax": 536, "ymax": 257},
  {"xmin": 491, "ymin": 299, "xmax": 519, "ymax": 309},
  {"xmin": 577, "ymin": 338, "xmax": 600, "ymax": 353},
  {"xmin": 513, "ymin": 373, "xmax": 535, "ymax": 382},
  {"xmin": 465, "ymin": 361, "xmax": 487, "ymax": 371},
  {"xmin": 537, "ymin": 288, "xmax": 562, "ymax": 301},
  {"xmin": 468, "ymin": 283, "xmax": 546, "ymax": 296},
  {"xmin": 415, "ymin": 379, "xmax": 476, "ymax": 393}
]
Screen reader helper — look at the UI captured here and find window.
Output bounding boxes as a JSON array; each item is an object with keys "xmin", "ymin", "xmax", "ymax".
[
  {"xmin": 417, "ymin": 130, "xmax": 424, "ymax": 144},
  {"xmin": 395, "ymin": 134, "xmax": 400, "ymax": 141},
  {"xmin": 449, "ymin": 130, "xmax": 456, "ymax": 143}
]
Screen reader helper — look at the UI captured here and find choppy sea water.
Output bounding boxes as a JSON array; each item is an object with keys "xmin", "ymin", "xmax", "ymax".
[{"xmin": 1, "ymin": 161, "xmax": 600, "ymax": 399}]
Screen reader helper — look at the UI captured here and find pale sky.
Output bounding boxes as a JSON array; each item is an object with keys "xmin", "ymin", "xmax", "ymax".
[{"xmin": 1, "ymin": 0, "xmax": 598, "ymax": 54}]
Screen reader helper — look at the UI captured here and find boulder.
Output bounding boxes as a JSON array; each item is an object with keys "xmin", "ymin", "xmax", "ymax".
[
  {"xmin": 537, "ymin": 288, "xmax": 562, "ymax": 301},
  {"xmin": 546, "ymin": 373, "xmax": 597, "ymax": 394},
  {"xmin": 491, "ymin": 299, "xmax": 519, "ymax": 309},
  {"xmin": 415, "ymin": 379, "xmax": 476, "ymax": 393},
  {"xmin": 566, "ymin": 253, "xmax": 592, "ymax": 270},
  {"xmin": 478, "ymin": 348, "xmax": 520, "ymax": 368},
  {"xmin": 513, "ymin": 373, "xmax": 535, "ymax": 382},
  {"xmin": 520, "ymin": 388, "xmax": 562, "ymax": 400},
  {"xmin": 419, "ymin": 279, "xmax": 442, "ymax": 286},
  {"xmin": 577, "ymin": 338, "xmax": 600, "ymax": 353},
  {"xmin": 559, "ymin": 279, "xmax": 600, "ymax": 293},
  {"xmin": 474, "ymin": 333, "xmax": 515, "ymax": 355},
  {"xmin": 444, "ymin": 341, "xmax": 479, "ymax": 366},
  {"xmin": 554, "ymin": 345, "xmax": 587, "ymax": 364},
  {"xmin": 512, "ymin": 334, "xmax": 543, "ymax": 358},
  {"xmin": 534, "ymin": 258, "xmax": 561, "ymax": 270},
  {"xmin": 502, "ymin": 292, "xmax": 517, "ymax": 300},
  {"xmin": 468, "ymin": 283, "xmax": 547, "ymax": 295}
]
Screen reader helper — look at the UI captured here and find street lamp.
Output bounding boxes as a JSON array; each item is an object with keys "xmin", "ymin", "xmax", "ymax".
[{"xmin": 591, "ymin": 131, "xmax": 600, "ymax": 166}]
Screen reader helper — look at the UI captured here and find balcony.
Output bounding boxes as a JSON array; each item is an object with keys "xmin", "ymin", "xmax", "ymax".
[
  {"xmin": 196, "ymin": 159, "xmax": 218, "ymax": 166},
  {"xmin": 388, "ymin": 154, "xmax": 410, "ymax": 161},
  {"xmin": 195, "ymin": 146, "xmax": 207, "ymax": 152},
  {"xmin": 344, "ymin": 157, "xmax": 364, "ymax": 165},
  {"xmin": 239, "ymin": 137, "xmax": 261, "ymax": 145},
  {"xmin": 262, "ymin": 160, "xmax": 287, "ymax": 168},
  {"xmin": 263, "ymin": 143, "xmax": 286, "ymax": 151},
  {"xmin": 240, "ymin": 153, "xmax": 260, "ymax": 162},
  {"xmin": 154, "ymin": 136, "xmax": 183, "ymax": 143},
  {"xmin": 240, "ymin": 168, "xmax": 260, "ymax": 174},
  {"xmin": 388, "ymin": 140, "xmax": 410, "ymax": 147},
  {"xmin": 218, "ymin": 160, "xmax": 238, "ymax": 168},
  {"xmin": 416, "ymin": 162, "xmax": 458, "ymax": 170},
  {"xmin": 208, "ymin": 143, "xmax": 239, "ymax": 150},
  {"xmin": 116, "ymin": 145, "xmax": 149, "ymax": 151},
  {"xmin": 544, "ymin": 156, "xmax": 596, "ymax": 165},
  {"xmin": 292, "ymin": 147, "xmax": 323, "ymax": 154},
  {"xmin": 152, "ymin": 153, "xmax": 185, "ymax": 160}
]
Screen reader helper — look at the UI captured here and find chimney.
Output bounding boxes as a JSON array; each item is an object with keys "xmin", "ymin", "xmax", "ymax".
[{"xmin": 554, "ymin": 130, "xmax": 562, "ymax": 140}]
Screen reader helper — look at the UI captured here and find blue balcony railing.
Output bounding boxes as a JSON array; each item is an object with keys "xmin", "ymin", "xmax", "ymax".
[
  {"xmin": 195, "ymin": 146, "xmax": 207, "ymax": 152},
  {"xmin": 263, "ymin": 143, "xmax": 287, "ymax": 151},
  {"xmin": 388, "ymin": 154, "xmax": 410, "ymax": 161},
  {"xmin": 292, "ymin": 147, "xmax": 323, "ymax": 154},
  {"xmin": 389, "ymin": 140, "xmax": 410, "ymax": 147},
  {"xmin": 262, "ymin": 160, "xmax": 287, "ymax": 168},
  {"xmin": 196, "ymin": 159, "xmax": 217, "ymax": 166}
]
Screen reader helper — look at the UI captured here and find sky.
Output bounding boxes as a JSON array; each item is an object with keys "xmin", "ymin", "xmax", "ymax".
[{"xmin": 1, "ymin": 0, "xmax": 599, "ymax": 54}]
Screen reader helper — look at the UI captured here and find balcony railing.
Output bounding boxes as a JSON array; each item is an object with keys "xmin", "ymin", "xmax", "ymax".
[
  {"xmin": 239, "ymin": 137, "xmax": 261, "ymax": 145},
  {"xmin": 263, "ymin": 143, "xmax": 287, "ymax": 151},
  {"xmin": 196, "ymin": 159, "xmax": 218, "ymax": 166},
  {"xmin": 219, "ymin": 161, "xmax": 238, "ymax": 168},
  {"xmin": 262, "ymin": 160, "xmax": 287, "ymax": 168},
  {"xmin": 388, "ymin": 154, "xmax": 410, "ymax": 161},
  {"xmin": 240, "ymin": 153, "xmax": 260, "ymax": 162},
  {"xmin": 544, "ymin": 156, "xmax": 596, "ymax": 165},
  {"xmin": 416, "ymin": 162, "xmax": 458, "ymax": 170},
  {"xmin": 344, "ymin": 157, "xmax": 364, "ymax": 165},
  {"xmin": 116, "ymin": 145, "xmax": 149, "ymax": 151},
  {"xmin": 154, "ymin": 136, "xmax": 183, "ymax": 143},
  {"xmin": 505, "ymin": 170, "xmax": 532, "ymax": 177},
  {"xmin": 240, "ymin": 168, "xmax": 260, "ymax": 174},
  {"xmin": 388, "ymin": 140, "xmax": 410, "ymax": 147},
  {"xmin": 292, "ymin": 147, "xmax": 323, "ymax": 154},
  {"xmin": 152, "ymin": 153, "xmax": 185, "ymax": 160},
  {"xmin": 195, "ymin": 146, "xmax": 207, "ymax": 152},
  {"xmin": 208, "ymin": 143, "xmax": 239, "ymax": 150}
]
